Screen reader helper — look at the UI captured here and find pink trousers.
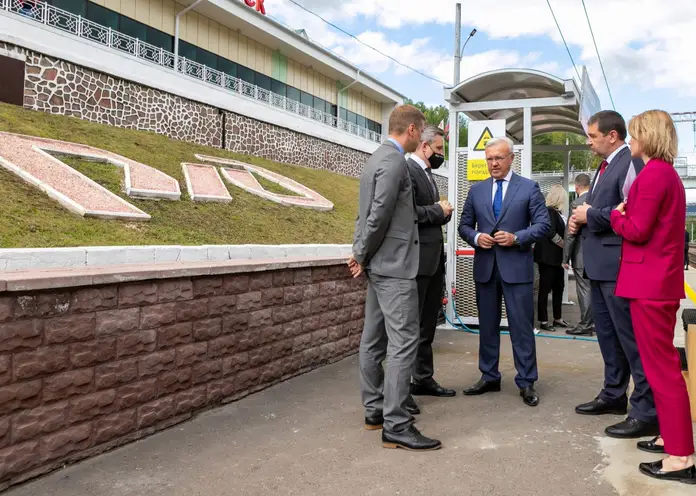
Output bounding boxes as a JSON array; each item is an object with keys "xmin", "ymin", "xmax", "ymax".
[{"xmin": 630, "ymin": 299, "xmax": 694, "ymax": 457}]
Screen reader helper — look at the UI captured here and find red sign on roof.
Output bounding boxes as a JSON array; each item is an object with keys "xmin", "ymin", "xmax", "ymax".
[{"xmin": 244, "ymin": 0, "xmax": 266, "ymax": 15}]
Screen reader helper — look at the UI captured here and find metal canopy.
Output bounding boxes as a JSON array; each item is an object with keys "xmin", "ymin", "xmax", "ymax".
[{"xmin": 444, "ymin": 69, "xmax": 584, "ymax": 142}]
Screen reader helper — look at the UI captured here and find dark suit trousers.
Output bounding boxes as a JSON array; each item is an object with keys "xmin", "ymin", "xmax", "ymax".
[
  {"xmin": 413, "ymin": 261, "xmax": 444, "ymax": 384},
  {"xmin": 476, "ymin": 264, "xmax": 538, "ymax": 389},
  {"xmin": 590, "ymin": 280, "xmax": 656, "ymax": 423}
]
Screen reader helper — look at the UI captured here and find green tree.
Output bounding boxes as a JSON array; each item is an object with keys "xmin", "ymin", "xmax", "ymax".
[
  {"xmin": 403, "ymin": 98, "xmax": 468, "ymax": 159},
  {"xmin": 531, "ymin": 132, "xmax": 597, "ymax": 173}
]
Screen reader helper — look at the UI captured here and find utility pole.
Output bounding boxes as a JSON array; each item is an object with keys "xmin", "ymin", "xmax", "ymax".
[{"xmin": 453, "ymin": 3, "xmax": 461, "ymax": 86}]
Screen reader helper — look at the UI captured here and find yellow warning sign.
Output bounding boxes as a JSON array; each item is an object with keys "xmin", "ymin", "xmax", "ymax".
[
  {"xmin": 467, "ymin": 159, "xmax": 490, "ymax": 181},
  {"xmin": 473, "ymin": 127, "xmax": 494, "ymax": 151}
]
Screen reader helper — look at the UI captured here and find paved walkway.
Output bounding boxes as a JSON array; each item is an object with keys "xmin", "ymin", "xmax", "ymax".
[{"xmin": 6, "ymin": 280, "xmax": 696, "ymax": 496}]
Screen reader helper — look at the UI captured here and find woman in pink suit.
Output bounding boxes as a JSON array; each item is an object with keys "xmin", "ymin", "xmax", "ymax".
[{"xmin": 611, "ymin": 109, "xmax": 695, "ymax": 484}]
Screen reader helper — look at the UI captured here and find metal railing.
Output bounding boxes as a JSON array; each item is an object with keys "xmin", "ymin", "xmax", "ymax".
[{"xmin": 2, "ymin": 0, "xmax": 382, "ymax": 144}]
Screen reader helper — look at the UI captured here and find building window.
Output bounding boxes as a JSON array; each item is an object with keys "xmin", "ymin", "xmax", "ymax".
[
  {"xmin": 286, "ymin": 86, "xmax": 300, "ymax": 103},
  {"xmin": 218, "ymin": 58, "xmax": 238, "ymax": 78},
  {"xmin": 300, "ymin": 91, "xmax": 313, "ymax": 108},
  {"xmin": 271, "ymin": 80, "xmax": 286, "ymax": 97},
  {"xmin": 120, "ymin": 16, "xmax": 147, "ymax": 42},
  {"xmin": 255, "ymin": 73, "xmax": 271, "ymax": 91},
  {"xmin": 85, "ymin": 2, "xmax": 118, "ymax": 30},
  {"xmin": 50, "ymin": 0, "xmax": 86, "ymax": 16}
]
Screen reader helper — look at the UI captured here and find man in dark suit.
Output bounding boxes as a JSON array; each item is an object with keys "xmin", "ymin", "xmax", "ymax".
[
  {"xmin": 563, "ymin": 173, "xmax": 594, "ymax": 336},
  {"xmin": 458, "ymin": 137, "xmax": 550, "ymax": 407},
  {"xmin": 404, "ymin": 125, "xmax": 456, "ymax": 414},
  {"xmin": 685, "ymin": 230, "xmax": 690, "ymax": 270},
  {"xmin": 569, "ymin": 110, "xmax": 657, "ymax": 438}
]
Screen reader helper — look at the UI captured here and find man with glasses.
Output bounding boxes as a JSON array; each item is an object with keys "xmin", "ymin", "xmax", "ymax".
[{"xmin": 458, "ymin": 137, "xmax": 550, "ymax": 407}]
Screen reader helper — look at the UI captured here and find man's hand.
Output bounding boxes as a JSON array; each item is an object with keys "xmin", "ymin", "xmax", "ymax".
[
  {"xmin": 568, "ymin": 215, "xmax": 579, "ymax": 235},
  {"xmin": 573, "ymin": 203, "xmax": 591, "ymax": 224},
  {"xmin": 347, "ymin": 255, "xmax": 363, "ymax": 278},
  {"xmin": 615, "ymin": 202, "xmax": 626, "ymax": 215},
  {"xmin": 563, "ymin": 263, "xmax": 570, "ymax": 270},
  {"xmin": 493, "ymin": 231, "xmax": 516, "ymax": 247},
  {"xmin": 477, "ymin": 233, "xmax": 496, "ymax": 249},
  {"xmin": 438, "ymin": 200, "xmax": 454, "ymax": 217}
]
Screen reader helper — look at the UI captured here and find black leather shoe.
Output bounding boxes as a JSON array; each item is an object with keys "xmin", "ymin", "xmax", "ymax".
[
  {"xmin": 463, "ymin": 379, "xmax": 501, "ymax": 396},
  {"xmin": 364, "ymin": 413, "xmax": 383, "ymax": 431},
  {"xmin": 382, "ymin": 425, "xmax": 442, "ymax": 451},
  {"xmin": 520, "ymin": 385, "xmax": 539, "ymax": 407},
  {"xmin": 404, "ymin": 395, "xmax": 420, "ymax": 415},
  {"xmin": 575, "ymin": 397, "xmax": 628, "ymax": 416},
  {"xmin": 539, "ymin": 322, "xmax": 556, "ymax": 332},
  {"xmin": 566, "ymin": 327, "xmax": 594, "ymax": 336},
  {"xmin": 411, "ymin": 381, "xmax": 456, "ymax": 397},
  {"xmin": 639, "ymin": 460, "xmax": 696, "ymax": 484},
  {"xmin": 605, "ymin": 417, "xmax": 660, "ymax": 439},
  {"xmin": 637, "ymin": 436, "xmax": 665, "ymax": 454},
  {"xmin": 553, "ymin": 319, "xmax": 571, "ymax": 328}
]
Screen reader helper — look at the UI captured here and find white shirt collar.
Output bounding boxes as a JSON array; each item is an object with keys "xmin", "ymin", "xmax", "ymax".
[
  {"xmin": 605, "ymin": 143, "xmax": 629, "ymax": 165},
  {"xmin": 496, "ymin": 169, "xmax": 514, "ymax": 182},
  {"xmin": 410, "ymin": 154, "xmax": 429, "ymax": 171}
]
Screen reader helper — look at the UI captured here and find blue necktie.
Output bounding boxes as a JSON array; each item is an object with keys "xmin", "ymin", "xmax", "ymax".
[{"xmin": 493, "ymin": 179, "xmax": 504, "ymax": 219}]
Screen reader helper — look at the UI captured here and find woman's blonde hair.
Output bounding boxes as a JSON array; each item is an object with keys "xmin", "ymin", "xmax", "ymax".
[
  {"xmin": 628, "ymin": 110, "xmax": 678, "ymax": 163},
  {"xmin": 545, "ymin": 184, "xmax": 567, "ymax": 211}
]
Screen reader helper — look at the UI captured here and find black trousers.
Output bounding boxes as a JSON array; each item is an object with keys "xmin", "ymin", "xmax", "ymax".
[
  {"xmin": 537, "ymin": 263, "xmax": 564, "ymax": 322},
  {"xmin": 412, "ymin": 261, "xmax": 445, "ymax": 384}
]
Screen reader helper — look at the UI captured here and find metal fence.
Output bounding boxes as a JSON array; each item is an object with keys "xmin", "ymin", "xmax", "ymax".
[{"xmin": 2, "ymin": 0, "xmax": 382, "ymax": 144}]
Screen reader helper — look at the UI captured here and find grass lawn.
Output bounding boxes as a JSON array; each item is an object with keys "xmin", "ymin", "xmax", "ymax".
[{"xmin": 0, "ymin": 103, "xmax": 361, "ymax": 248}]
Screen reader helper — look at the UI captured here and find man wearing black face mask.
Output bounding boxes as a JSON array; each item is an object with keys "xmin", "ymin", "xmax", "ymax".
[{"xmin": 404, "ymin": 125, "xmax": 456, "ymax": 413}]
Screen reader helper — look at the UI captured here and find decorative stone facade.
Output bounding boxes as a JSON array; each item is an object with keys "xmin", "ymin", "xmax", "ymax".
[
  {"xmin": 1, "ymin": 42, "xmax": 372, "ymax": 178},
  {"xmin": 0, "ymin": 260, "xmax": 366, "ymax": 490},
  {"xmin": 224, "ymin": 111, "xmax": 370, "ymax": 177}
]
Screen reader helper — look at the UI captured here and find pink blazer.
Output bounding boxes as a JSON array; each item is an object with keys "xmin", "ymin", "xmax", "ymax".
[{"xmin": 611, "ymin": 158, "xmax": 686, "ymax": 300}]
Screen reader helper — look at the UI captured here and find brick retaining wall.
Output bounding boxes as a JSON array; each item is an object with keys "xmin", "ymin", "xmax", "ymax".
[{"xmin": 0, "ymin": 258, "xmax": 366, "ymax": 490}]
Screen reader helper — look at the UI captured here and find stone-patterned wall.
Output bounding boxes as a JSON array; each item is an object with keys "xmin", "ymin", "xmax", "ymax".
[
  {"xmin": 1, "ymin": 42, "xmax": 371, "ymax": 177},
  {"xmin": 0, "ymin": 264, "xmax": 366, "ymax": 490},
  {"xmin": 224, "ymin": 112, "xmax": 370, "ymax": 177}
]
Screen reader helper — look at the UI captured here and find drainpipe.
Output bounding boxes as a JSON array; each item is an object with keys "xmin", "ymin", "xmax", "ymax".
[
  {"xmin": 175, "ymin": 0, "xmax": 205, "ymax": 72},
  {"xmin": 337, "ymin": 69, "xmax": 360, "ymax": 129}
]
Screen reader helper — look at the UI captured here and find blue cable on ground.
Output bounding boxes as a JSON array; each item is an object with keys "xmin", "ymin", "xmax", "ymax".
[{"xmin": 443, "ymin": 295, "xmax": 599, "ymax": 343}]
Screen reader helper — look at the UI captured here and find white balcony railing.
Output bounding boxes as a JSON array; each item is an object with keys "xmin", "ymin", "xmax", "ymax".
[{"xmin": 2, "ymin": 0, "xmax": 382, "ymax": 144}]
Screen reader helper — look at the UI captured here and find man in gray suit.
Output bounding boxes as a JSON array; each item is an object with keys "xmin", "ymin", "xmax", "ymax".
[
  {"xmin": 563, "ymin": 173, "xmax": 594, "ymax": 336},
  {"xmin": 349, "ymin": 105, "xmax": 441, "ymax": 451},
  {"xmin": 405, "ymin": 125, "xmax": 456, "ymax": 412}
]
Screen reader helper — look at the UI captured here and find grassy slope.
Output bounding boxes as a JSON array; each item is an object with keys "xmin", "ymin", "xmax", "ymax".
[{"xmin": 0, "ymin": 103, "xmax": 360, "ymax": 248}]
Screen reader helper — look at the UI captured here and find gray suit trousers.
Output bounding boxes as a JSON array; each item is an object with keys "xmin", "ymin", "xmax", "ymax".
[
  {"xmin": 359, "ymin": 271, "xmax": 420, "ymax": 433},
  {"xmin": 573, "ymin": 267, "xmax": 594, "ymax": 331}
]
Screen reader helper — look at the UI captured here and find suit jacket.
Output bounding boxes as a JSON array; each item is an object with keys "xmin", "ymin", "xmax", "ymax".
[
  {"xmin": 458, "ymin": 173, "xmax": 551, "ymax": 284},
  {"xmin": 406, "ymin": 158, "xmax": 451, "ymax": 277},
  {"xmin": 534, "ymin": 206, "xmax": 565, "ymax": 267},
  {"xmin": 353, "ymin": 141, "xmax": 419, "ymax": 279},
  {"xmin": 579, "ymin": 147, "xmax": 644, "ymax": 281},
  {"xmin": 611, "ymin": 159, "xmax": 686, "ymax": 300},
  {"xmin": 563, "ymin": 191, "xmax": 589, "ymax": 268},
  {"xmin": 685, "ymin": 230, "xmax": 691, "ymax": 252}
]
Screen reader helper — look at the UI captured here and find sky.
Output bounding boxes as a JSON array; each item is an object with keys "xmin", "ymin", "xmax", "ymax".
[{"xmin": 261, "ymin": 0, "xmax": 696, "ymax": 155}]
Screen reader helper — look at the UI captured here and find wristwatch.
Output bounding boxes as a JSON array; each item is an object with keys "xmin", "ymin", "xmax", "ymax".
[{"xmin": 513, "ymin": 234, "xmax": 519, "ymax": 246}]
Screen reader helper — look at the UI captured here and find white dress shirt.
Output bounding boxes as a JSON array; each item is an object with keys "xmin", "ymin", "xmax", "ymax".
[
  {"xmin": 410, "ymin": 154, "xmax": 438, "ymax": 196},
  {"xmin": 591, "ymin": 143, "xmax": 628, "ymax": 192},
  {"xmin": 473, "ymin": 169, "xmax": 514, "ymax": 246}
]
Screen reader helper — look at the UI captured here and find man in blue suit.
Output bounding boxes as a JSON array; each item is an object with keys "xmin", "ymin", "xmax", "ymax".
[
  {"xmin": 458, "ymin": 137, "xmax": 550, "ymax": 407},
  {"xmin": 569, "ymin": 110, "xmax": 656, "ymax": 439}
]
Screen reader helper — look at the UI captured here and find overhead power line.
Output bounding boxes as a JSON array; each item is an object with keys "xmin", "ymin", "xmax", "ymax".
[
  {"xmin": 581, "ymin": 0, "xmax": 615, "ymax": 110},
  {"xmin": 545, "ymin": 0, "xmax": 581, "ymax": 83},
  {"xmin": 282, "ymin": 0, "xmax": 450, "ymax": 86}
]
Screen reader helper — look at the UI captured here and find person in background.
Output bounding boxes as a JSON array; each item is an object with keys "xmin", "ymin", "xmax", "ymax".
[
  {"xmin": 458, "ymin": 137, "xmax": 550, "ymax": 407},
  {"xmin": 404, "ymin": 125, "xmax": 456, "ymax": 417},
  {"xmin": 684, "ymin": 230, "xmax": 690, "ymax": 270},
  {"xmin": 564, "ymin": 174, "xmax": 595, "ymax": 336},
  {"xmin": 609, "ymin": 109, "xmax": 695, "ymax": 484},
  {"xmin": 534, "ymin": 184, "xmax": 570, "ymax": 332}
]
